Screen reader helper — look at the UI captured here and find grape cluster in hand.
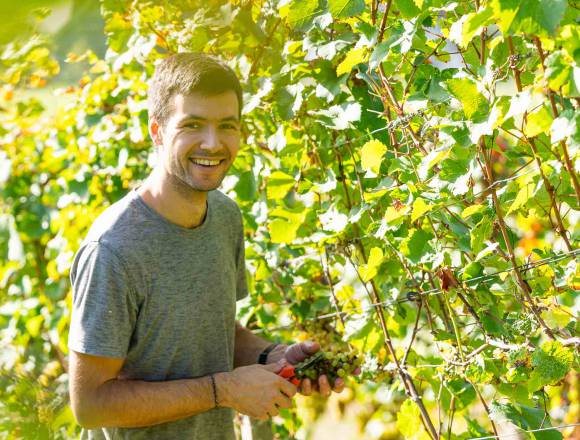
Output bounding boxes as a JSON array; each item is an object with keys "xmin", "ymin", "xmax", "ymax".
[{"xmin": 294, "ymin": 351, "xmax": 362, "ymax": 388}]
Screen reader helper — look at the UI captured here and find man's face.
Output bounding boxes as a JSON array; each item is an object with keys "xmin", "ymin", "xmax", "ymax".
[{"xmin": 151, "ymin": 91, "xmax": 241, "ymax": 193}]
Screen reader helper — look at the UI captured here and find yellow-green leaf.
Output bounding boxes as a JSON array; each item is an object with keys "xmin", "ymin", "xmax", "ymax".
[
  {"xmin": 462, "ymin": 204, "xmax": 486, "ymax": 219},
  {"xmin": 336, "ymin": 47, "xmax": 367, "ymax": 76},
  {"xmin": 266, "ymin": 171, "xmax": 295, "ymax": 200},
  {"xmin": 361, "ymin": 139, "xmax": 387, "ymax": 173},
  {"xmin": 447, "ymin": 78, "xmax": 487, "ymax": 119},
  {"xmin": 396, "ymin": 399, "xmax": 431, "ymax": 440},
  {"xmin": 25, "ymin": 315, "xmax": 44, "ymax": 338},
  {"xmin": 385, "ymin": 205, "xmax": 409, "ymax": 225},
  {"xmin": 542, "ymin": 308, "xmax": 572, "ymax": 329},
  {"xmin": 411, "ymin": 197, "xmax": 435, "ymax": 222},
  {"xmin": 360, "ymin": 247, "xmax": 384, "ymax": 282},
  {"xmin": 523, "ymin": 106, "xmax": 553, "ymax": 137},
  {"xmin": 268, "ymin": 218, "xmax": 299, "ymax": 243},
  {"xmin": 507, "ymin": 182, "xmax": 534, "ymax": 214}
]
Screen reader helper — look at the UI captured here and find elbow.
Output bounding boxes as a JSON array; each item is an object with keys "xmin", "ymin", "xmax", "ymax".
[
  {"xmin": 72, "ymin": 405, "xmax": 97, "ymax": 429},
  {"xmin": 70, "ymin": 397, "xmax": 103, "ymax": 429}
]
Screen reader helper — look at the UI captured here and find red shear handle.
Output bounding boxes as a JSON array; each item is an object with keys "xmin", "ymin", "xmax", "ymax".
[{"xmin": 278, "ymin": 365, "xmax": 300, "ymax": 386}]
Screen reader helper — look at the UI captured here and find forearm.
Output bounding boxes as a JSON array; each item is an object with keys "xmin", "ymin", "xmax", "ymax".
[
  {"xmin": 233, "ymin": 322, "xmax": 287, "ymax": 367},
  {"xmin": 75, "ymin": 373, "xmax": 230, "ymax": 429}
]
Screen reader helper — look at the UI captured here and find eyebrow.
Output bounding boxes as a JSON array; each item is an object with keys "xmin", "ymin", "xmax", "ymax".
[{"xmin": 177, "ymin": 114, "xmax": 240, "ymax": 124}]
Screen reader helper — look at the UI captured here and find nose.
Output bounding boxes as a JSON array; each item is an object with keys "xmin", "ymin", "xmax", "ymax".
[{"xmin": 199, "ymin": 126, "xmax": 222, "ymax": 153}]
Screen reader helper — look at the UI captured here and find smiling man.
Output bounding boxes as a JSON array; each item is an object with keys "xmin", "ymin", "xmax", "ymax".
[{"xmin": 67, "ymin": 53, "xmax": 348, "ymax": 440}]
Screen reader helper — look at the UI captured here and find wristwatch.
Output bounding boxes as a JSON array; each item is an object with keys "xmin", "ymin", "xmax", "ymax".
[{"xmin": 258, "ymin": 343, "xmax": 279, "ymax": 364}]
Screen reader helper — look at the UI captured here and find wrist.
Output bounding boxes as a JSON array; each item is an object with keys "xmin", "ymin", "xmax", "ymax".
[{"xmin": 213, "ymin": 372, "xmax": 232, "ymax": 408}]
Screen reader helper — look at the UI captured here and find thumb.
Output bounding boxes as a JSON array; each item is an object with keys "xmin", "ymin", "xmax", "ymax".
[{"xmin": 261, "ymin": 359, "xmax": 286, "ymax": 374}]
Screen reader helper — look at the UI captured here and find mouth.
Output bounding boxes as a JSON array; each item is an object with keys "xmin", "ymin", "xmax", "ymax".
[{"xmin": 189, "ymin": 158, "xmax": 226, "ymax": 169}]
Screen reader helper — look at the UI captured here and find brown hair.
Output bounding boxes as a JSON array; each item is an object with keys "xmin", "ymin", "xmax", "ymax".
[{"xmin": 148, "ymin": 52, "xmax": 243, "ymax": 126}]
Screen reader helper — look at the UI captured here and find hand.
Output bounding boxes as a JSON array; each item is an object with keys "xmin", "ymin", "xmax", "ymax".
[
  {"xmin": 276, "ymin": 341, "xmax": 361, "ymax": 397},
  {"xmin": 217, "ymin": 361, "xmax": 297, "ymax": 421}
]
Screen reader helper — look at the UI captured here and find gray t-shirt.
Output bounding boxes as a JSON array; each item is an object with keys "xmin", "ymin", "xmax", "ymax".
[{"xmin": 68, "ymin": 188, "xmax": 248, "ymax": 439}]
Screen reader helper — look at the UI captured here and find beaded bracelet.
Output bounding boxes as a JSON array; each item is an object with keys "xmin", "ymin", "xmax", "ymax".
[{"xmin": 209, "ymin": 374, "xmax": 219, "ymax": 408}]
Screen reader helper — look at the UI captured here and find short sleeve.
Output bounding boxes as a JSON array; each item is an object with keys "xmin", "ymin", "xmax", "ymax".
[
  {"xmin": 68, "ymin": 241, "xmax": 138, "ymax": 359},
  {"xmin": 235, "ymin": 211, "xmax": 249, "ymax": 301}
]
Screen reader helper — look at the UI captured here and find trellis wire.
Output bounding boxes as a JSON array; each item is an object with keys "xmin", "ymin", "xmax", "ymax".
[
  {"xmin": 466, "ymin": 422, "xmax": 580, "ymax": 440},
  {"xmin": 253, "ymin": 248, "xmax": 579, "ymax": 334},
  {"xmin": 317, "ymin": 248, "xmax": 579, "ymax": 320}
]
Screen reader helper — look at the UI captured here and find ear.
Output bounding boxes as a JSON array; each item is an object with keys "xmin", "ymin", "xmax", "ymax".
[{"xmin": 149, "ymin": 118, "xmax": 163, "ymax": 146}]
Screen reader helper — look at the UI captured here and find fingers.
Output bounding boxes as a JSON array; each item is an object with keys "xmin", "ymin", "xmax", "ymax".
[
  {"xmin": 285, "ymin": 340, "xmax": 320, "ymax": 364},
  {"xmin": 261, "ymin": 360, "xmax": 285, "ymax": 374},
  {"xmin": 280, "ymin": 379, "xmax": 298, "ymax": 399},
  {"xmin": 332, "ymin": 377, "xmax": 345, "ymax": 393},
  {"xmin": 275, "ymin": 395, "xmax": 293, "ymax": 410},
  {"xmin": 299, "ymin": 378, "xmax": 312, "ymax": 396},
  {"xmin": 318, "ymin": 375, "xmax": 332, "ymax": 397}
]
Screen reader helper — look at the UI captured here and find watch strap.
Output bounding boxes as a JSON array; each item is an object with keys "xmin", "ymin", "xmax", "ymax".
[{"xmin": 258, "ymin": 343, "xmax": 279, "ymax": 364}]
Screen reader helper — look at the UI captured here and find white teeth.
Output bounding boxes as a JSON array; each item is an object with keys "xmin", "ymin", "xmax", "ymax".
[{"xmin": 191, "ymin": 159, "xmax": 221, "ymax": 166}]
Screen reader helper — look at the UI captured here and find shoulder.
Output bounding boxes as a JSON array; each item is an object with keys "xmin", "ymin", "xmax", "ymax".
[
  {"xmin": 209, "ymin": 190, "xmax": 242, "ymax": 220},
  {"xmin": 82, "ymin": 190, "xmax": 141, "ymax": 253}
]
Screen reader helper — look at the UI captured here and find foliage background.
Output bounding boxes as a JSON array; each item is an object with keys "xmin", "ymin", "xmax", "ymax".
[{"xmin": 0, "ymin": 0, "xmax": 579, "ymax": 439}]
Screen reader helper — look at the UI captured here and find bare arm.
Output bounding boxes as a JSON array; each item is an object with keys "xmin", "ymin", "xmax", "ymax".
[
  {"xmin": 69, "ymin": 350, "xmax": 221, "ymax": 429},
  {"xmin": 233, "ymin": 321, "xmax": 288, "ymax": 367},
  {"xmin": 70, "ymin": 349, "xmax": 297, "ymax": 428}
]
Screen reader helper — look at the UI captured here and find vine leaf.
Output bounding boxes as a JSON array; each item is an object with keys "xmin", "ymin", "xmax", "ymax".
[
  {"xmin": 490, "ymin": 401, "xmax": 562, "ymax": 440},
  {"xmin": 401, "ymin": 229, "xmax": 433, "ymax": 263},
  {"xmin": 461, "ymin": 204, "xmax": 485, "ymax": 219},
  {"xmin": 411, "ymin": 197, "xmax": 434, "ymax": 222},
  {"xmin": 490, "ymin": 0, "xmax": 567, "ymax": 36},
  {"xmin": 266, "ymin": 171, "xmax": 295, "ymax": 200},
  {"xmin": 396, "ymin": 0, "xmax": 421, "ymax": 19},
  {"xmin": 268, "ymin": 218, "xmax": 299, "ymax": 243},
  {"xmin": 361, "ymin": 139, "xmax": 387, "ymax": 173},
  {"xmin": 437, "ymin": 266, "xmax": 459, "ymax": 290},
  {"xmin": 447, "ymin": 78, "xmax": 488, "ymax": 119},
  {"xmin": 360, "ymin": 247, "xmax": 384, "ymax": 282},
  {"xmin": 286, "ymin": 0, "xmax": 321, "ymax": 30},
  {"xmin": 336, "ymin": 47, "xmax": 367, "ymax": 76},
  {"xmin": 528, "ymin": 341, "xmax": 574, "ymax": 391},
  {"xmin": 396, "ymin": 399, "xmax": 431, "ymax": 440},
  {"xmin": 470, "ymin": 217, "xmax": 493, "ymax": 254},
  {"xmin": 328, "ymin": 0, "xmax": 364, "ymax": 18},
  {"xmin": 507, "ymin": 182, "xmax": 535, "ymax": 215}
]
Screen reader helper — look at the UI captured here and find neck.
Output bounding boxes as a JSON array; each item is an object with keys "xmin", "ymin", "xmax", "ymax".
[{"xmin": 137, "ymin": 166, "xmax": 208, "ymax": 229}]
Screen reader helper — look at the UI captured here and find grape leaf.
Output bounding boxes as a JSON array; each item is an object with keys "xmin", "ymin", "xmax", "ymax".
[
  {"xmin": 360, "ymin": 139, "xmax": 387, "ymax": 173},
  {"xmin": 266, "ymin": 171, "xmax": 296, "ymax": 200},
  {"xmin": 447, "ymin": 78, "xmax": 488, "ymax": 119},
  {"xmin": 360, "ymin": 247, "xmax": 384, "ymax": 281},
  {"xmin": 411, "ymin": 197, "xmax": 435, "ymax": 222},
  {"xmin": 529, "ymin": 341, "xmax": 574, "ymax": 390},
  {"xmin": 336, "ymin": 47, "xmax": 367, "ymax": 76},
  {"xmin": 397, "ymin": 399, "xmax": 431, "ymax": 440},
  {"xmin": 287, "ymin": 0, "xmax": 321, "ymax": 30},
  {"xmin": 490, "ymin": 0, "xmax": 567, "ymax": 36},
  {"xmin": 328, "ymin": 0, "xmax": 365, "ymax": 18}
]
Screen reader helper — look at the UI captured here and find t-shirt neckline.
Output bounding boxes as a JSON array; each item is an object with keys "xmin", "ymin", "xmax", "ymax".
[{"xmin": 130, "ymin": 188, "xmax": 212, "ymax": 235}]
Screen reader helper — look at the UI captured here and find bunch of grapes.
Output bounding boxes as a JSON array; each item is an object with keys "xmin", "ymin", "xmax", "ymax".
[
  {"xmin": 298, "ymin": 320, "xmax": 346, "ymax": 349},
  {"xmin": 294, "ymin": 351, "xmax": 362, "ymax": 387}
]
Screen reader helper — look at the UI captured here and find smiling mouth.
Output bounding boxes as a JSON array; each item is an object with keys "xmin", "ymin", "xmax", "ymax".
[{"xmin": 189, "ymin": 158, "xmax": 225, "ymax": 168}]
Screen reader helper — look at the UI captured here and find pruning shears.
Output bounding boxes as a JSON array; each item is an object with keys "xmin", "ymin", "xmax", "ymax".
[{"xmin": 278, "ymin": 351, "xmax": 325, "ymax": 386}]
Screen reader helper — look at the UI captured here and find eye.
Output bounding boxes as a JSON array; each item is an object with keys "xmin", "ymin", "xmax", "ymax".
[
  {"xmin": 182, "ymin": 121, "xmax": 201, "ymax": 129},
  {"xmin": 220, "ymin": 123, "xmax": 239, "ymax": 130}
]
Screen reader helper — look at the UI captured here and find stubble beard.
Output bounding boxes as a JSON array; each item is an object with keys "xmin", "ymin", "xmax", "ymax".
[{"xmin": 167, "ymin": 158, "xmax": 229, "ymax": 198}]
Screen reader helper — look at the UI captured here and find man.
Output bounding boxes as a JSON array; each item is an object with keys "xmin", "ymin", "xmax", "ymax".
[{"xmin": 68, "ymin": 52, "xmax": 349, "ymax": 439}]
